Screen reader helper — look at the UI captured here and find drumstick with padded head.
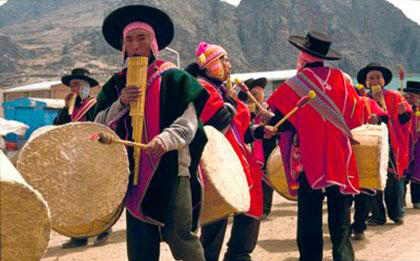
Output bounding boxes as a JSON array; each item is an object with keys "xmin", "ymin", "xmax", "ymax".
[
  {"xmin": 273, "ymin": 90, "xmax": 316, "ymax": 130},
  {"xmin": 89, "ymin": 132, "xmax": 149, "ymax": 149},
  {"xmin": 234, "ymin": 78, "xmax": 269, "ymax": 113}
]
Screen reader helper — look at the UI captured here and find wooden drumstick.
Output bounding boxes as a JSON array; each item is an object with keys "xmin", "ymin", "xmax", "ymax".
[
  {"xmin": 399, "ymin": 64, "xmax": 405, "ymax": 95},
  {"xmin": 89, "ymin": 132, "xmax": 149, "ymax": 149},
  {"xmin": 234, "ymin": 78, "xmax": 269, "ymax": 113},
  {"xmin": 273, "ymin": 90, "xmax": 316, "ymax": 129}
]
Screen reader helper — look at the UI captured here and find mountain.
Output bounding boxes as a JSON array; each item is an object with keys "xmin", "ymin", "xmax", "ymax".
[{"xmin": 0, "ymin": 0, "xmax": 419, "ymax": 87}]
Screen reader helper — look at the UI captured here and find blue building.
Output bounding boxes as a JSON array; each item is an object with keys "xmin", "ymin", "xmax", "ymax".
[{"xmin": 2, "ymin": 97, "xmax": 64, "ymax": 142}]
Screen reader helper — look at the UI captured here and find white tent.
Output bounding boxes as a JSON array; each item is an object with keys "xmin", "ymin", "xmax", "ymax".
[{"xmin": 0, "ymin": 118, "xmax": 29, "ymax": 136}]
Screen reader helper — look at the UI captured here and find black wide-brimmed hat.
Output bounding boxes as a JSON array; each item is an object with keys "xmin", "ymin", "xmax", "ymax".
[
  {"xmin": 61, "ymin": 68, "xmax": 99, "ymax": 87},
  {"xmin": 239, "ymin": 78, "xmax": 267, "ymax": 102},
  {"xmin": 404, "ymin": 81, "xmax": 420, "ymax": 93},
  {"xmin": 244, "ymin": 78, "xmax": 267, "ymax": 90},
  {"xmin": 102, "ymin": 5, "xmax": 174, "ymax": 51},
  {"xmin": 357, "ymin": 63, "xmax": 393, "ymax": 87},
  {"xmin": 288, "ymin": 31, "xmax": 341, "ymax": 60}
]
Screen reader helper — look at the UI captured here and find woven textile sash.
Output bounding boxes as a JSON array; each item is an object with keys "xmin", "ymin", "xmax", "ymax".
[
  {"xmin": 286, "ymin": 72, "xmax": 354, "ymax": 140},
  {"xmin": 71, "ymin": 97, "xmax": 97, "ymax": 122}
]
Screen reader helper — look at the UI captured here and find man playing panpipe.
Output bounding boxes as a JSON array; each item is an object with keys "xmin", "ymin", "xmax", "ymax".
[
  {"xmin": 53, "ymin": 68, "xmax": 112, "ymax": 248},
  {"xmin": 54, "ymin": 68, "xmax": 98, "ymax": 125},
  {"xmin": 260, "ymin": 31, "xmax": 365, "ymax": 261},
  {"xmin": 350, "ymin": 84, "xmax": 388, "ymax": 241},
  {"xmin": 238, "ymin": 78, "xmax": 277, "ymax": 219},
  {"xmin": 356, "ymin": 63, "xmax": 413, "ymax": 226},
  {"xmin": 94, "ymin": 5, "xmax": 209, "ymax": 261},
  {"xmin": 403, "ymin": 81, "xmax": 420, "ymax": 209},
  {"xmin": 185, "ymin": 42, "xmax": 265, "ymax": 261}
]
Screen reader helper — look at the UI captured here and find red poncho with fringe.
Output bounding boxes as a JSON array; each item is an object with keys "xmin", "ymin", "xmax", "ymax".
[
  {"xmin": 267, "ymin": 67, "xmax": 364, "ymax": 195},
  {"xmin": 382, "ymin": 90, "xmax": 413, "ymax": 177},
  {"xmin": 198, "ymin": 78, "xmax": 263, "ymax": 218}
]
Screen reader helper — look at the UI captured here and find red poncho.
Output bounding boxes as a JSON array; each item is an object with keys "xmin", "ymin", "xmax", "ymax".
[
  {"xmin": 267, "ymin": 67, "xmax": 364, "ymax": 195},
  {"xmin": 382, "ymin": 90, "xmax": 413, "ymax": 177},
  {"xmin": 198, "ymin": 78, "xmax": 263, "ymax": 218}
]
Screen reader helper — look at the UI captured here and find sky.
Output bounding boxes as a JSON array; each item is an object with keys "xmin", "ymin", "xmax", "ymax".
[{"xmin": 0, "ymin": 0, "xmax": 418, "ymax": 24}]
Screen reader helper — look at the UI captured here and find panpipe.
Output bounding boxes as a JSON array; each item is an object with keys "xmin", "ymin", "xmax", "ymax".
[
  {"xmin": 68, "ymin": 93, "xmax": 76, "ymax": 115},
  {"xmin": 127, "ymin": 56, "xmax": 149, "ymax": 185},
  {"xmin": 226, "ymin": 73, "xmax": 233, "ymax": 97},
  {"xmin": 371, "ymin": 84, "xmax": 387, "ymax": 112}
]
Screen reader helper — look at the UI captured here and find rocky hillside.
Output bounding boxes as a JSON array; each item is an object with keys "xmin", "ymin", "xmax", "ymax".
[{"xmin": 0, "ymin": 0, "xmax": 419, "ymax": 87}]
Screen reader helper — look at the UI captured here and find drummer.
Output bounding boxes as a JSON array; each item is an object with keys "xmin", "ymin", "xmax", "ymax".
[
  {"xmin": 53, "ymin": 68, "xmax": 112, "ymax": 248},
  {"xmin": 94, "ymin": 5, "xmax": 209, "ymax": 261},
  {"xmin": 356, "ymin": 63, "xmax": 413, "ymax": 226},
  {"xmin": 350, "ymin": 83, "xmax": 388, "ymax": 241},
  {"xmin": 238, "ymin": 78, "xmax": 277, "ymax": 219},
  {"xmin": 261, "ymin": 31, "xmax": 365, "ymax": 261},
  {"xmin": 185, "ymin": 42, "xmax": 270, "ymax": 261}
]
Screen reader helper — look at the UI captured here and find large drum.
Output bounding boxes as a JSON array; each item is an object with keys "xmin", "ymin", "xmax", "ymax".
[
  {"xmin": 1, "ymin": 150, "xmax": 50, "ymax": 261},
  {"xmin": 199, "ymin": 126, "xmax": 250, "ymax": 225},
  {"xmin": 16, "ymin": 122, "xmax": 129, "ymax": 237},
  {"xmin": 266, "ymin": 147, "xmax": 298, "ymax": 201},
  {"xmin": 351, "ymin": 123, "xmax": 389, "ymax": 190}
]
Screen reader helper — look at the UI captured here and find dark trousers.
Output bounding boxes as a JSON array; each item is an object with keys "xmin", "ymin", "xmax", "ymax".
[
  {"xmin": 351, "ymin": 193, "xmax": 371, "ymax": 233},
  {"xmin": 297, "ymin": 174, "xmax": 354, "ymax": 261},
  {"xmin": 404, "ymin": 178, "xmax": 420, "ymax": 204},
  {"xmin": 370, "ymin": 173, "xmax": 405, "ymax": 223},
  {"xmin": 410, "ymin": 182, "xmax": 420, "ymax": 203},
  {"xmin": 200, "ymin": 214, "xmax": 260, "ymax": 261},
  {"xmin": 126, "ymin": 177, "xmax": 205, "ymax": 261},
  {"xmin": 262, "ymin": 181, "xmax": 274, "ymax": 218}
]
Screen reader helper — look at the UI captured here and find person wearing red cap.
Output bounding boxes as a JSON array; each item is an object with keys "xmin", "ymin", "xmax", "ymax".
[
  {"xmin": 94, "ymin": 5, "xmax": 210, "ymax": 261},
  {"xmin": 186, "ymin": 41, "xmax": 265, "ymax": 261}
]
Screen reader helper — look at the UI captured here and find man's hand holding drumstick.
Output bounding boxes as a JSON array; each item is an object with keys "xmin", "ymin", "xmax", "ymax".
[{"xmin": 263, "ymin": 90, "xmax": 316, "ymax": 139}]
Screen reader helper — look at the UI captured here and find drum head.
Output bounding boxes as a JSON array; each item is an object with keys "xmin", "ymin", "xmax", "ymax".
[
  {"xmin": 1, "ymin": 151, "xmax": 51, "ymax": 261},
  {"xmin": 200, "ymin": 126, "xmax": 250, "ymax": 225},
  {"xmin": 17, "ymin": 122, "xmax": 129, "ymax": 236},
  {"xmin": 267, "ymin": 147, "xmax": 298, "ymax": 201}
]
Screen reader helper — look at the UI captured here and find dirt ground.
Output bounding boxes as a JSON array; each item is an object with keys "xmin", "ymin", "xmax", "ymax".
[{"xmin": 41, "ymin": 192, "xmax": 420, "ymax": 261}]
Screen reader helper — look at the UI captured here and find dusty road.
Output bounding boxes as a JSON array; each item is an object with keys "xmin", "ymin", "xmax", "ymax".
[{"xmin": 41, "ymin": 193, "xmax": 420, "ymax": 261}]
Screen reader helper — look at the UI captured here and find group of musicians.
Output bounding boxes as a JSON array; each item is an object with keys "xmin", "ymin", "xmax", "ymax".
[{"xmin": 53, "ymin": 4, "xmax": 420, "ymax": 261}]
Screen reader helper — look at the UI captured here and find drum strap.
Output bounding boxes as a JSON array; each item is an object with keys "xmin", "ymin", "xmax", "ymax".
[
  {"xmin": 286, "ymin": 72, "xmax": 354, "ymax": 140},
  {"xmin": 72, "ymin": 97, "xmax": 97, "ymax": 122}
]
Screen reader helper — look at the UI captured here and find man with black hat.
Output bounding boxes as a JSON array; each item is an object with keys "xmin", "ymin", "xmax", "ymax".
[
  {"xmin": 356, "ymin": 63, "xmax": 413, "ymax": 226},
  {"xmin": 94, "ymin": 5, "xmax": 209, "ymax": 261},
  {"xmin": 53, "ymin": 68, "xmax": 113, "ymax": 248},
  {"xmin": 403, "ymin": 81, "xmax": 420, "ymax": 209},
  {"xmin": 261, "ymin": 31, "xmax": 365, "ymax": 261},
  {"xmin": 239, "ymin": 78, "xmax": 276, "ymax": 219},
  {"xmin": 53, "ymin": 68, "xmax": 98, "ymax": 125}
]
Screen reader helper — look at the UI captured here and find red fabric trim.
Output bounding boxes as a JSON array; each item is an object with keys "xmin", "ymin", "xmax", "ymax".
[
  {"xmin": 267, "ymin": 67, "xmax": 363, "ymax": 194},
  {"xmin": 198, "ymin": 78, "xmax": 225, "ymax": 124},
  {"xmin": 384, "ymin": 90, "xmax": 413, "ymax": 177},
  {"xmin": 197, "ymin": 78, "xmax": 263, "ymax": 218},
  {"xmin": 71, "ymin": 97, "xmax": 97, "ymax": 122}
]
